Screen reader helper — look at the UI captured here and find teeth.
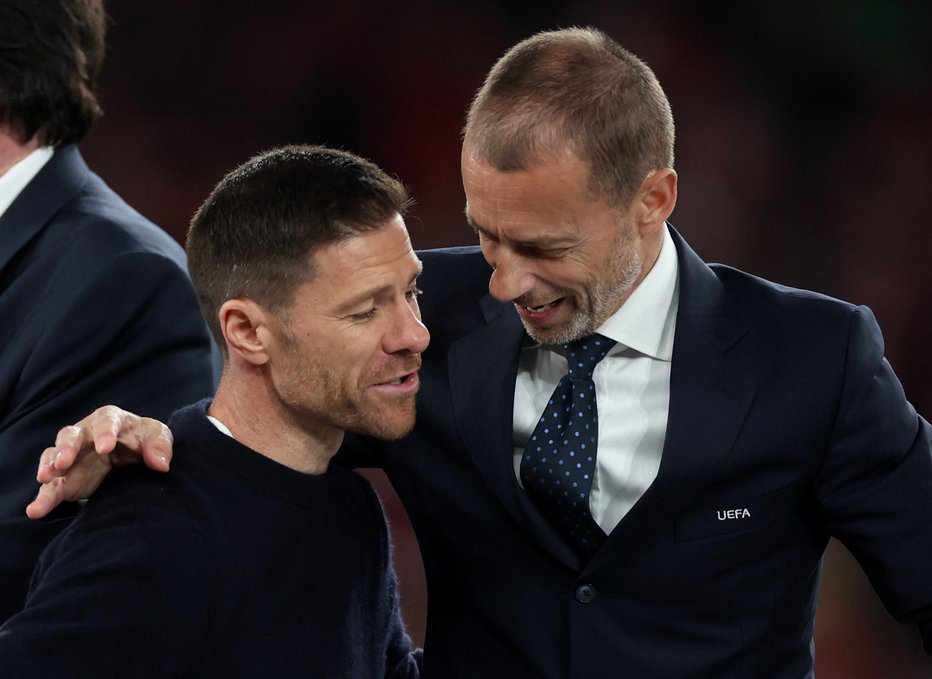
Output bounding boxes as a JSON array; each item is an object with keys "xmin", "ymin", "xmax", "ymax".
[
  {"xmin": 526, "ymin": 301, "xmax": 557, "ymax": 312},
  {"xmin": 377, "ymin": 373, "xmax": 415, "ymax": 387}
]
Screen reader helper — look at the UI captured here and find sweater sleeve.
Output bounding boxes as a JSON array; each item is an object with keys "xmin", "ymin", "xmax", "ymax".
[
  {"xmin": 383, "ymin": 564, "xmax": 423, "ymax": 679},
  {"xmin": 365, "ymin": 479, "xmax": 420, "ymax": 679},
  {"xmin": 0, "ymin": 481, "xmax": 220, "ymax": 677}
]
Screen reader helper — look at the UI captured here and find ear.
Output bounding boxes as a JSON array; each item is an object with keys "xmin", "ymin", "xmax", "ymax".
[
  {"xmin": 635, "ymin": 168, "xmax": 678, "ymax": 235},
  {"xmin": 218, "ymin": 299, "xmax": 274, "ymax": 366}
]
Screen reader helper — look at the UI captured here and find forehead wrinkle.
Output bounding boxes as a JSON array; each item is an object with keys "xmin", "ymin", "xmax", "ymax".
[{"xmin": 472, "ymin": 187, "xmax": 586, "ymax": 246}]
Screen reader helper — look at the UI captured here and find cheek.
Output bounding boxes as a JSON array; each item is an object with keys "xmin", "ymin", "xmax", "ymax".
[
  {"xmin": 537, "ymin": 258, "xmax": 591, "ymax": 292},
  {"xmin": 336, "ymin": 339, "xmax": 385, "ymax": 380},
  {"xmin": 331, "ymin": 347, "xmax": 366, "ymax": 378}
]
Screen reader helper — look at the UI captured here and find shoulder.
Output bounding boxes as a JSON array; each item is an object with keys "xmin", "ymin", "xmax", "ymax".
[
  {"xmin": 328, "ymin": 467, "xmax": 391, "ymax": 524},
  {"xmin": 70, "ymin": 404, "xmax": 218, "ymax": 535},
  {"xmin": 417, "ymin": 246, "xmax": 490, "ymax": 293},
  {"xmin": 674, "ymin": 225, "xmax": 861, "ymax": 336},
  {"xmin": 32, "ymin": 435, "xmax": 224, "ymax": 610},
  {"xmin": 702, "ymin": 264, "xmax": 886, "ymax": 388},
  {"xmin": 672, "ymin": 225, "xmax": 881, "ymax": 384},
  {"xmin": 79, "ymin": 459, "xmax": 213, "ymax": 546},
  {"xmin": 711, "ymin": 263, "xmax": 860, "ymax": 325},
  {"xmin": 57, "ymin": 191, "xmax": 186, "ymax": 265},
  {"xmin": 29, "ymin": 149, "xmax": 186, "ymax": 266},
  {"xmin": 32, "ymin": 209, "xmax": 198, "ymax": 322},
  {"xmin": 12, "ymin": 471, "xmax": 221, "ymax": 675},
  {"xmin": 416, "ymin": 246, "xmax": 495, "ymax": 326}
]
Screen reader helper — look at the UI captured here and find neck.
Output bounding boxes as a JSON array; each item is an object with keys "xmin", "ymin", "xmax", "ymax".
[
  {"xmin": 0, "ymin": 129, "xmax": 40, "ymax": 178},
  {"xmin": 208, "ymin": 369, "xmax": 343, "ymax": 475}
]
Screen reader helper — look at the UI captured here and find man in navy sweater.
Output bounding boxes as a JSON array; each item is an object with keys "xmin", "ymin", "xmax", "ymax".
[{"xmin": 0, "ymin": 145, "xmax": 424, "ymax": 677}]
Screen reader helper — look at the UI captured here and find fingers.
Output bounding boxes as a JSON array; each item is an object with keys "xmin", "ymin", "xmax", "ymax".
[
  {"xmin": 28, "ymin": 406, "xmax": 176, "ymax": 521},
  {"xmin": 90, "ymin": 406, "xmax": 174, "ymax": 472},
  {"xmin": 37, "ymin": 445, "xmax": 67, "ymax": 484},
  {"xmin": 41, "ymin": 411, "xmax": 173, "ymax": 478},
  {"xmin": 46, "ymin": 404, "xmax": 125, "ymax": 468},
  {"xmin": 90, "ymin": 405, "xmax": 133, "ymax": 456},
  {"xmin": 25, "ymin": 479, "xmax": 66, "ymax": 520},
  {"xmin": 36, "ymin": 406, "xmax": 126, "ymax": 482},
  {"xmin": 136, "ymin": 420, "xmax": 173, "ymax": 472}
]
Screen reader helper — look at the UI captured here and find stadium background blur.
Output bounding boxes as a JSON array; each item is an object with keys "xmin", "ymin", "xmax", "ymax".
[{"xmin": 81, "ymin": 2, "xmax": 931, "ymax": 675}]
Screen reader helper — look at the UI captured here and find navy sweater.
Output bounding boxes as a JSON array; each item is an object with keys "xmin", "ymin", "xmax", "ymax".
[{"xmin": 0, "ymin": 401, "xmax": 420, "ymax": 678}]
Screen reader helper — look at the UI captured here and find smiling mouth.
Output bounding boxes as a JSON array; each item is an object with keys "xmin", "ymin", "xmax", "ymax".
[
  {"xmin": 376, "ymin": 372, "xmax": 417, "ymax": 387},
  {"xmin": 520, "ymin": 299, "xmax": 563, "ymax": 313}
]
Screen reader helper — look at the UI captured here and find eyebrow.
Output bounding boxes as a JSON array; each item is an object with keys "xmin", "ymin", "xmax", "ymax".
[
  {"xmin": 332, "ymin": 261, "xmax": 423, "ymax": 315},
  {"xmin": 466, "ymin": 214, "xmax": 576, "ymax": 250}
]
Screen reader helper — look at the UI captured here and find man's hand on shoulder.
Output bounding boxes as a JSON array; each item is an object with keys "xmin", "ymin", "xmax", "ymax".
[{"xmin": 26, "ymin": 405, "xmax": 175, "ymax": 519}]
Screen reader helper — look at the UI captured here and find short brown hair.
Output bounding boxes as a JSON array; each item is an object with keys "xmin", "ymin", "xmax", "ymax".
[
  {"xmin": 186, "ymin": 145, "xmax": 410, "ymax": 349},
  {"xmin": 464, "ymin": 27, "xmax": 674, "ymax": 207}
]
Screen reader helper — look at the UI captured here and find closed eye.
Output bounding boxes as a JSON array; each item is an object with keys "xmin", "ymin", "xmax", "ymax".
[
  {"xmin": 349, "ymin": 308, "xmax": 376, "ymax": 321},
  {"xmin": 515, "ymin": 244, "xmax": 567, "ymax": 259}
]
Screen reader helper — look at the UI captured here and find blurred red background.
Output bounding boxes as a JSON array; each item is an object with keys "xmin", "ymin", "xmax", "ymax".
[{"xmin": 82, "ymin": 1, "xmax": 932, "ymax": 674}]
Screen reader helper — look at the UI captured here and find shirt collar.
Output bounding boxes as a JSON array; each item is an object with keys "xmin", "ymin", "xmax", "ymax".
[
  {"xmin": 596, "ymin": 223, "xmax": 679, "ymax": 361},
  {"xmin": 0, "ymin": 146, "xmax": 54, "ymax": 218},
  {"xmin": 207, "ymin": 415, "xmax": 235, "ymax": 439}
]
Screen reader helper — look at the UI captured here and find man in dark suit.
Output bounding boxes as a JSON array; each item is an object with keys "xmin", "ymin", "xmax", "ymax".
[
  {"xmin": 0, "ymin": 0, "xmax": 215, "ymax": 622},
  {"xmin": 28, "ymin": 27, "xmax": 932, "ymax": 677}
]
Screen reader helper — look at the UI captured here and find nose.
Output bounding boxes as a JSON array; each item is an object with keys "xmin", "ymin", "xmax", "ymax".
[
  {"xmin": 486, "ymin": 248, "xmax": 535, "ymax": 302},
  {"xmin": 384, "ymin": 301, "xmax": 430, "ymax": 356}
]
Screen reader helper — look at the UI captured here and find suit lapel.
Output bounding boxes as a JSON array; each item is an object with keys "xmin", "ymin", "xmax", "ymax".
[
  {"xmin": 0, "ymin": 145, "xmax": 87, "ymax": 276},
  {"xmin": 448, "ymin": 294, "xmax": 583, "ymax": 568},
  {"xmin": 597, "ymin": 228, "xmax": 759, "ymax": 563}
]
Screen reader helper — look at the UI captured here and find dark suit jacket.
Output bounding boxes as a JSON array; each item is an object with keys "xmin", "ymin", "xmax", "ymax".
[
  {"xmin": 345, "ymin": 226, "xmax": 932, "ymax": 678},
  {"xmin": 0, "ymin": 145, "xmax": 215, "ymax": 621}
]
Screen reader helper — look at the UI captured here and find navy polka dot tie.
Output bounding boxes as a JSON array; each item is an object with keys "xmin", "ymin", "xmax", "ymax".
[{"xmin": 520, "ymin": 334, "xmax": 616, "ymax": 558}]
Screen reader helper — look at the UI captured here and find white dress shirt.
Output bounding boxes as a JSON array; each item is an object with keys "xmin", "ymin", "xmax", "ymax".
[
  {"xmin": 207, "ymin": 415, "xmax": 234, "ymax": 438},
  {"xmin": 0, "ymin": 146, "xmax": 53, "ymax": 218},
  {"xmin": 513, "ymin": 225, "xmax": 680, "ymax": 534}
]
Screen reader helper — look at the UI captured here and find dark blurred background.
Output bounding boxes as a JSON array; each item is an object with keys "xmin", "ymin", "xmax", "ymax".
[{"xmin": 82, "ymin": 1, "xmax": 932, "ymax": 675}]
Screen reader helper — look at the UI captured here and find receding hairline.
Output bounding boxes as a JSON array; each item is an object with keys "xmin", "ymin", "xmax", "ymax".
[{"xmin": 462, "ymin": 26, "xmax": 675, "ymax": 208}]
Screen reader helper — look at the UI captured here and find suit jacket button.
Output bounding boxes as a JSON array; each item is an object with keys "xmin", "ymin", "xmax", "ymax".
[{"xmin": 575, "ymin": 584, "xmax": 597, "ymax": 603}]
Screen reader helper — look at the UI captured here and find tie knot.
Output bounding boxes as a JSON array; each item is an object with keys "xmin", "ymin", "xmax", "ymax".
[{"xmin": 562, "ymin": 334, "xmax": 616, "ymax": 379}]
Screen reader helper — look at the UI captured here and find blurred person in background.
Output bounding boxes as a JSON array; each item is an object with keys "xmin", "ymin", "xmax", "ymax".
[{"xmin": 0, "ymin": 0, "xmax": 214, "ymax": 622}]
